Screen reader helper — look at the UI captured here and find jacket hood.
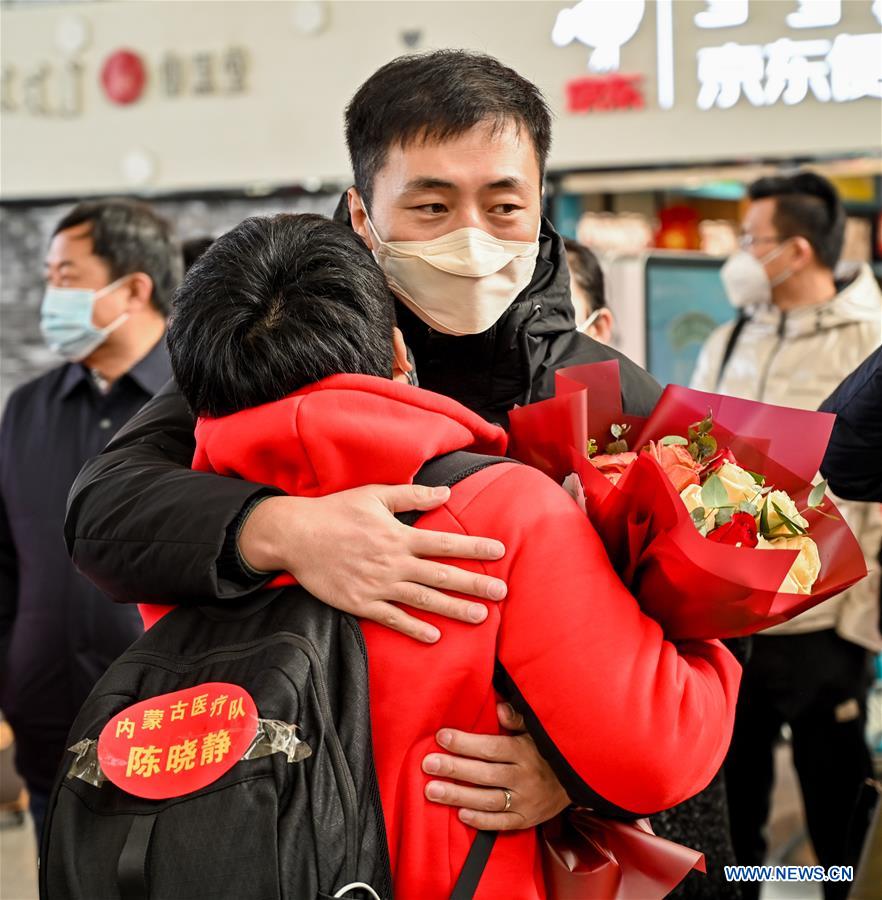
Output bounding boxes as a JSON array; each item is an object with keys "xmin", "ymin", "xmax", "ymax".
[
  {"xmin": 746, "ymin": 263, "xmax": 882, "ymax": 337},
  {"xmin": 191, "ymin": 373, "xmax": 508, "ymax": 496}
]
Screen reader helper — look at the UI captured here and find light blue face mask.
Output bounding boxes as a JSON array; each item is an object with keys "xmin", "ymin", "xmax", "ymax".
[{"xmin": 40, "ymin": 277, "xmax": 130, "ymax": 361}]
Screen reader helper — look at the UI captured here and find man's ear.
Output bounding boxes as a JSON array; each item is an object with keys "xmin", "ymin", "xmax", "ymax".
[
  {"xmin": 391, "ymin": 327, "xmax": 414, "ymax": 383},
  {"xmin": 790, "ymin": 235, "xmax": 816, "ymax": 272},
  {"xmin": 125, "ymin": 272, "xmax": 155, "ymax": 312},
  {"xmin": 348, "ymin": 188, "xmax": 372, "ymax": 250},
  {"xmin": 589, "ymin": 308, "xmax": 615, "ymax": 345}
]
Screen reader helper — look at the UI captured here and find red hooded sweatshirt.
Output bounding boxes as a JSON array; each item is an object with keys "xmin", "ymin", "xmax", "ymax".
[{"xmin": 143, "ymin": 374, "xmax": 740, "ymax": 899}]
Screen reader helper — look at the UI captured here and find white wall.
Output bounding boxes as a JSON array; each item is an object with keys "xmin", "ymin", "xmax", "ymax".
[{"xmin": 2, "ymin": 0, "xmax": 880, "ymax": 199}]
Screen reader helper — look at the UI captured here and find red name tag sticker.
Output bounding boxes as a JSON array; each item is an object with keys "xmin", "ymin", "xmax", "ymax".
[{"xmin": 98, "ymin": 682, "xmax": 258, "ymax": 800}]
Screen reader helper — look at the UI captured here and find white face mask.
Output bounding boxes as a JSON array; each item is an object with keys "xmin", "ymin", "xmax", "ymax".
[
  {"xmin": 366, "ymin": 216, "xmax": 541, "ymax": 336},
  {"xmin": 720, "ymin": 243, "xmax": 792, "ymax": 309}
]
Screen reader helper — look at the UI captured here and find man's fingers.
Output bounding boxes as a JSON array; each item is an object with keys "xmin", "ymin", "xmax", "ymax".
[
  {"xmin": 405, "ymin": 559, "xmax": 507, "ymax": 601},
  {"xmin": 422, "ymin": 752, "xmax": 513, "ymax": 787},
  {"xmin": 457, "ymin": 809, "xmax": 526, "ymax": 832},
  {"xmin": 376, "ymin": 483, "xmax": 451, "ymax": 514},
  {"xmin": 409, "ymin": 527, "xmax": 506, "ymax": 563},
  {"xmin": 424, "ymin": 781, "xmax": 512, "ymax": 813},
  {"xmin": 434, "ymin": 728, "xmax": 519, "ymax": 763},
  {"xmin": 497, "ymin": 702, "xmax": 526, "ymax": 732},
  {"xmin": 361, "ymin": 601, "xmax": 440, "ymax": 644},
  {"xmin": 391, "ymin": 583, "xmax": 489, "ymax": 624}
]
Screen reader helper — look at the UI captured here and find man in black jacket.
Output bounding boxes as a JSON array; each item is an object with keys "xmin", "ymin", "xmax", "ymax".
[
  {"xmin": 821, "ymin": 345, "xmax": 882, "ymax": 503},
  {"xmin": 1, "ymin": 198, "xmax": 181, "ymax": 841},
  {"xmin": 65, "ymin": 51, "xmax": 661, "ymax": 832}
]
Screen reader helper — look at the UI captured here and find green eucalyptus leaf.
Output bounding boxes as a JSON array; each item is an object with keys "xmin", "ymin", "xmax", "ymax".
[
  {"xmin": 701, "ymin": 474, "xmax": 728, "ymax": 509},
  {"xmin": 697, "ymin": 434, "xmax": 718, "ymax": 460},
  {"xmin": 660, "ymin": 435, "xmax": 689, "ymax": 446},
  {"xmin": 808, "ymin": 481, "xmax": 827, "ymax": 508},
  {"xmin": 716, "ymin": 508, "xmax": 734, "ymax": 526},
  {"xmin": 611, "ymin": 424, "xmax": 623, "ymax": 439},
  {"xmin": 737, "ymin": 500, "xmax": 759, "ymax": 516}
]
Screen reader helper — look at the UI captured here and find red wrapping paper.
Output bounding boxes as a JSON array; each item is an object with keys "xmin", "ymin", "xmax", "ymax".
[
  {"xmin": 542, "ymin": 810, "xmax": 705, "ymax": 899},
  {"xmin": 509, "ymin": 363, "xmax": 867, "ymax": 641}
]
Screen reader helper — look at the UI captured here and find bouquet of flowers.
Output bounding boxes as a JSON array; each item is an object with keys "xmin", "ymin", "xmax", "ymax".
[{"xmin": 508, "ymin": 361, "xmax": 867, "ymax": 641}]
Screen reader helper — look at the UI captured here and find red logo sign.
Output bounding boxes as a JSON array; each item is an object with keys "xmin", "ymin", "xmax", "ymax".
[
  {"xmin": 101, "ymin": 49, "xmax": 147, "ymax": 105},
  {"xmin": 566, "ymin": 73, "xmax": 645, "ymax": 113},
  {"xmin": 97, "ymin": 683, "xmax": 258, "ymax": 800}
]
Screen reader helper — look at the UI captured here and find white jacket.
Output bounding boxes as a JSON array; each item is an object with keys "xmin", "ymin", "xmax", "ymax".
[{"xmin": 691, "ymin": 264, "xmax": 882, "ymax": 651}]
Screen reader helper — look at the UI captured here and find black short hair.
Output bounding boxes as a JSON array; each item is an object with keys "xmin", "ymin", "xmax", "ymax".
[
  {"xmin": 563, "ymin": 239, "xmax": 606, "ymax": 312},
  {"xmin": 748, "ymin": 171, "xmax": 845, "ymax": 271},
  {"xmin": 182, "ymin": 236, "xmax": 214, "ymax": 272},
  {"xmin": 345, "ymin": 50, "xmax": 552, "ymax": 208},
  {"xmin": 167, "ymin": 214, "xmax": 395, "ymax": 418},
  {"xmin": 53, "ymin": 198, "xmax": 182, "ymax": 315}
]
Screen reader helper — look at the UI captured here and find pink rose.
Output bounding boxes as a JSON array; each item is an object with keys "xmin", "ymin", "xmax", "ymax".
[
  {"xmin": 643, "ymin": 441, "xmax": 703, "ymax": 493},
  {"xmin": 590, "ymin": 451, "xmax": 637, "ymax": 485}
]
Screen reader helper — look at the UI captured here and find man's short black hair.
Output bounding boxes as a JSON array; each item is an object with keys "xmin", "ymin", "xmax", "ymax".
[
  {"xmin": 748, "ymin": 171, "xmax": 846, "ymax": 271},
  {"xmin": 167, "ymin": 214, "xmax": 395, "ymax": 418},
  {"xmin": 345, "ymin": 50, "xmax": 552, "ymax": 208},
  {"xmin": 53, "ymin": 198, "xmax": 182, "ymax": 315},
  {"xmin": 563, "ymin": 239, "xmax": 606, "ymax": 312}
]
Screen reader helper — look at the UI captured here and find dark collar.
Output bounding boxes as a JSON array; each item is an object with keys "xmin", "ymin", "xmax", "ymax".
[{"xmin": 59, "ymin": 336, "xmax": 170, "ymax": 400}]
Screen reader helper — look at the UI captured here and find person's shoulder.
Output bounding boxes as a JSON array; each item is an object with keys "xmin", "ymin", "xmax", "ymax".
[{"xmin": 547, "ymin": 332, "xmax": 662, "ymax": 414}]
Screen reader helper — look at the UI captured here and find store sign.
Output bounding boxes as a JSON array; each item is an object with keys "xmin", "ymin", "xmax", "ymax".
[
  {"xmin": 2, "ymin": 43, "xmax": 249, "ymax": 117},
  {"xmin": 553, "ymin": 0, "xmax": 882, "ymax": 114},
  {"xmin": 1, "ymin": 62, "xmax": 84, "ymax": 117}
]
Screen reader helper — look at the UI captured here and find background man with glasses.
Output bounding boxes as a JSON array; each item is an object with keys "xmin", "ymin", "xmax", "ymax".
[{"xmin": 691, "ymin": 171, "xmax": 882, "ymax": 899}]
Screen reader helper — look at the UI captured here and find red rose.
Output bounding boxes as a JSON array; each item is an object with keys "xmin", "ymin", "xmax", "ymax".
[{"xmin": 707, "ymin": 512, "xmax": 759, "ymax": 548}]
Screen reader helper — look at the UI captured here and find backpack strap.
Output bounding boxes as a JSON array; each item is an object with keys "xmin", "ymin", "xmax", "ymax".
[
  {"xmin": 715, "ymin": 311, "xmax": 750, "ymax": 391},
  {"xmin": 117, "ymin": 813, "xmax": 158, "ymax": 900},
  {"xmin": 397, "ymin": 451, "xmax": 514, "ymax": 526},
  {"xmin": 449, "ymin": 830, "xmax": 498, "ymax": 900}
]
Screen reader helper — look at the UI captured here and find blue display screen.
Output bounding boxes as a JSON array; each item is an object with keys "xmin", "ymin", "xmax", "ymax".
[{"xmin": 645, "ymin": 257, "xmax": 735, "ymax": 387}]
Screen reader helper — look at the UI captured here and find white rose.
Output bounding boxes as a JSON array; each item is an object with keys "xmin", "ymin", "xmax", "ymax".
[
  {"xmin": 762, "ymin": 490, "xmax": 809, "ymax": 537},
  {"xmin": 756, "ymin": 535, "xmax": 821, "ymax": 594},
  {"xmin": 716, "ymin": 462, "xmax": 760, "ymax": 507},
  {"xmin": 680, "ymin": 483, "xmax": 715, "ymax": 529}
]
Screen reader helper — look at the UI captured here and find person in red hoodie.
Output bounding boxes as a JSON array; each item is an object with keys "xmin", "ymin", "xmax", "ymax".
[{"xmin": 158, "ymin": 213, "xmax": 740, "ymax": 898}]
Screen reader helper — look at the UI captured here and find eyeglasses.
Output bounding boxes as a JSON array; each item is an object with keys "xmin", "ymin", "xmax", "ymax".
[{"xmin": 738, "ymin": 234, "xmax": 782, "ymax": 250}]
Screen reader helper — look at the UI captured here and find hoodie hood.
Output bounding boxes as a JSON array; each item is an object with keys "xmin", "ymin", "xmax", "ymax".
[{"xmin": 192, "ymin": 373, "xmax": 508, "ymax": 496}]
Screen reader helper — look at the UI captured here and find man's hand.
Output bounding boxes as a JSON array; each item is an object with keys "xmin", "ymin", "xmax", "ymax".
[
  {"xmin": 237, "ymin": 485, "xmax": 507, "ymax": 643},
  {"xmin": 422, "ymin": 703, "xmax": 571, "ymax": 830}
]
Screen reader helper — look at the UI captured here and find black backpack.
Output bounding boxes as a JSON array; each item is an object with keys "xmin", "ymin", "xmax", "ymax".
[{"xmin": 40, "ymin": 451, "xmax": 505, "ymax": 900}]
